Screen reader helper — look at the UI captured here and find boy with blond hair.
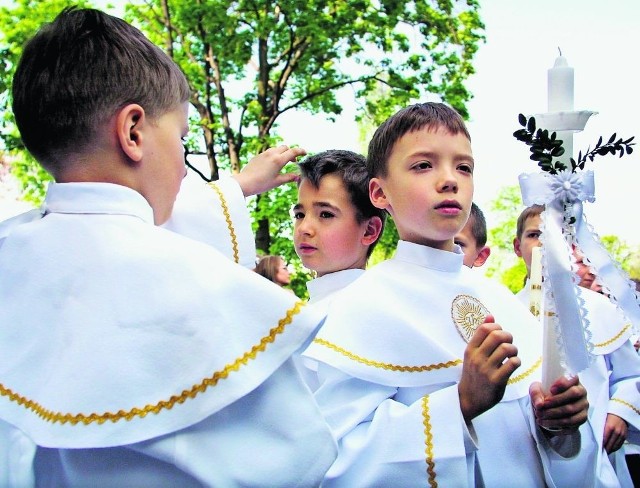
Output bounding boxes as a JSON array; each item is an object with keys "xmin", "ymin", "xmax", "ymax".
[
  {"xmin": 514, "ymin": 204, "xmax": 640, "ymax": 487},
  {"xmin": 0, "ymin": 7, "xmax": 336, "ymax": 485},
  {"xmin": 303, "ymin": 102, "xmax": 594, "ymax": 487}
]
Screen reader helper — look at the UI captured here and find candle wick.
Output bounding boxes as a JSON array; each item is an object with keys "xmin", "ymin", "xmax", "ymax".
[{"xmin": 557, "ymin": 46, "xmax": 562, "ymax": 57}]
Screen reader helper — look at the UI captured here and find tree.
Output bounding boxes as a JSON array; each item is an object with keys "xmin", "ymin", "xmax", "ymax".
[
  {"xmin": 0, "ymin": 0, "xmax": 484, "ymax": 260},
  {"xmin": 124, "ymin": 0, "xmax": 485, "ymax": 254}
]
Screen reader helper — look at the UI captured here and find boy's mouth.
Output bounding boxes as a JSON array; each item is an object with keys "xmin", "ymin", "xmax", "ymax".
[
  {"xmin": 435, "ymin": 200, "xmax": 462, "ymax": 211},
  {"xmin": 298, "ymin": 243, "xmax": 317, "ymax": 254}
]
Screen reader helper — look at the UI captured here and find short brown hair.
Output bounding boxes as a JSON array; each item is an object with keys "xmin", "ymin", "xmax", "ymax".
[
  {"xmin": 12, "ymin": 7, "xmax": 190, "ymax": 173},
  {"xmin": 516, "ymin": 205, "xmax": 545, "ymax": 240},
  {"xmin": 367, "ymin": 102, "xmax": 470, "ymax": 178}
]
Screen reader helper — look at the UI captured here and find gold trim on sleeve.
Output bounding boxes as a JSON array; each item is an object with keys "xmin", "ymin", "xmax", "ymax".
[
  {"xmin": 208, "ymin": 182, "xmax": 240, "ymax": 264},
  {"xmin": 593, "ymin": 324, "xmax": 631, "ymax": 348},
  {"xmin": 611, "ymin": 398, "xmax": 640, "ymax": 416},
  {"xmin": 0, "ymin": 301, "xmax": 305, "ymax": 425},
  {"xmin": 312, "ymin": 338, "xmax": 462, "ymax": 372},
  {"xmin": 422, "ymin": 395, "xmax": 438, "ymax": 488}
]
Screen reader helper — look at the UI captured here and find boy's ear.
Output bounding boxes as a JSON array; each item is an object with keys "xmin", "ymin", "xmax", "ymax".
[
  {"xmin": 473, "ymin": 246, "xmax": 491, "ymax": 267},
  {"xmin": 362, "ymin": 216, "xmax": 383, "ymax": 246},
  {"xmin": 116, "ymin": 104, "xmax": 146, "ymax": 163},
  {"xmin": 369, "ymin": 178, "xmax": 388, "ymax": 210},
  {"xmin": 513, "ymin": 237, "xmax": 522, "ymax": 258}
]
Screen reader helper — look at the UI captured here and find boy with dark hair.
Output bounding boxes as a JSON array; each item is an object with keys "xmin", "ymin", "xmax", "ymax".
[
  {"xmin": 303, "ymin": 103, "xmax": 594, "ymax": 487},
  {"xmin": 514, "ymin": 204, "xmax": 640, "ymax": 487},
  {"xmin": 293, "ymin": 149, "xmax": 385, "ymax": 281},
  {"xmin": 293, "ymin": 150, "xmax": 385, "ymax": 391},
  {"xmin": 455, "ymin": 202, "xmax": 491, "ymax": 268},
  {"xmin": 0, "ymin": 7, "xmax": 336, "ymax": 485}
]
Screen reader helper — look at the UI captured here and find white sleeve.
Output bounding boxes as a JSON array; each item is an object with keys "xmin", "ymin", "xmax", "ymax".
[
  {"xmin": 0, "ymin": 419, "xmax": 36, "ymax": 488},
  {"xmin": 607, "ymin": 341, "xmax": 640, "ymax": 440},
  {"xmin": 314, "ymin": 363, "xmax": 475, "ymax": 487},
  {"xmin": 163, "ymin": 174, "xmax": 256, "ymax": 268}
]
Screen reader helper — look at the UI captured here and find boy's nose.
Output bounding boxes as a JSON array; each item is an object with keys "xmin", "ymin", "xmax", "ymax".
[
  {"xmin": 438, "ymin": 173, "xmax": 458, "ymax": 193},
  {"xmin": 297, "ymin": 219, "xmax": 314, "ymax": 236}
]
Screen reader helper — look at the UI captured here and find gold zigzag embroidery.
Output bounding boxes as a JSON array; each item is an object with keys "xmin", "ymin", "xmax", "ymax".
[
  {"xmin": 507, "ymin": 356, "xmax": 542, "ymax": 385},
  {"xmin": 313, "ymin": 338, "xmax": 462, "ymax": 372},
  {"xmin": 593, "ymin": 324, "xmax": 631, "ymax": 348},
  {"xmin": 611, "ymin": 398, "xmax": 640, "ymax": 416},
  {"xmin": 0, "ymin": 301, "xmax": 304, "ymax": 426},
  {"xmin": 208, "ymin": 182, "xmax": 240, "ymax": 264},
  {"xmin": 314, "ymin": 339, "xmax": 540, "ymax": 385},
  {"xmin": 422, "ymin": 395, "xmax": 438, "ymax": 488}
]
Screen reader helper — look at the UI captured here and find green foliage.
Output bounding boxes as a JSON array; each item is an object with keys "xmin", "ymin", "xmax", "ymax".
[
  {"xmin": 499, "ymin": 260, "xmax": 527, "ymax": 294},
  {"xmin": 370, "ymin": 216, "xmax": 398, "ymax": 265},
  {"xmin": 513, "ymin": 114, "xmax": 635, "ymax": 174},
  {"xmin": 1, "ymin": 0, "xmax": 484, "ymax": 257}
]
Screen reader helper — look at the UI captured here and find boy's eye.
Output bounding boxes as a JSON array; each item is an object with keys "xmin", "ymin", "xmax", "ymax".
[
  {"xmin": 527, "ymin": 231, "xmax": 541, "ymax": 239},
  {"xmin": 292, "ymin": 211, "xmax": 304, "ymax": 220},
  {"xmin": 413, "ymin": 160, "xmax": 432, "ymax": 170},
  {"xmin": 458, "ymin": 164, "xmax": 473, "ymax": 174},
  {"xmin": 319, "ymin": 211, "xmax": 335, "ymax": 219},
  {"xmin": 454, "ymin": 239, "xmax": 466, "ymax": 248}
]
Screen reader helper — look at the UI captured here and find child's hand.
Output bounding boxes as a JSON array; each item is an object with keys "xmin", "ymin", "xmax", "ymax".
[
  {"xmin": 603, "ymin": 413, "xmax": 628, "ymax": 453},
  {"xmin": 458, "ymin": 315, "xmax": 521, "ymax": 424},
  {"xmin": 530, "ymin": 375, "xmax": 588, "ymax": 435},
  {"xmin": 233, "ymin": 145, "xmax": 306, "ymax": 197}
]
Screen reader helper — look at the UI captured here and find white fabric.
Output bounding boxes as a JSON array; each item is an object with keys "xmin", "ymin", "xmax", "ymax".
[
  {"xmin": 298, "ymin": 269, "xmax": 366, "ymax": 393},
  {"xmin": 163, "ymin": 173, "xmax": 257, "ymax": 268},
  {"xmin": 0, "ymin": 182, "xmax": 336, "ymax": 486},
  {"xmin": 303, "ymin": 241, "xmax": 595, "ymax": 487},
  {"xmin": 519, "ymin": 286, "xmax": 640, "ymax": 487}
]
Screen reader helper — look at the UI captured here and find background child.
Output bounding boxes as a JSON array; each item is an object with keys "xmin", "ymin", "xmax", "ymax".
[
  {"xmin": 454, "ymin": 201, "xmax": 491, "ymax": 268},
  {"xmin": 303, "ymin": 102, "xmax": 593, "ymax": 487},
  {"xmin": 254, "ymin": 254, "xmax": 292, "ymax": 287},
  {"xmin": 0, "ymin": 8, "xmax": 336, "ymax": 485},
  {"xmin": 293, "ymin": 149, "xmax": 385, "ymax": 305},
  {"xmin": 514, "ymin": 204, "xmax": 640, "ymax": 487}
]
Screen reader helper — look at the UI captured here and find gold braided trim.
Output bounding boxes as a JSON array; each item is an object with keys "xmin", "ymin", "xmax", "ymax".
[
  {"xmin": 611, "ymin": 398, "xmax": 640, "ymax": 416},
  {"xmin": 594, "ymin": 324, "xmax": 632, "ymax": 348},
  {"xmin": 422, "ymin": 395, "xmax": 438, "ymax": 488},
  {"xmin": 313, "ymin": 338, "xmax": 462, "ymax": 372},
  {"xmin": 0, "ymin": 301, "xmax": 305, "ymax": 426},
  {"xmin": 507, "ymin": 356, "xmax": 542, "ymax": 385},
  {"xmin": 208, "ymin": 182, "xmax": 240, "ymax": 264}
]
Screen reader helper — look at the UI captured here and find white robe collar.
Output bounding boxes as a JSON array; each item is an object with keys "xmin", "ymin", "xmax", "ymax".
[
  {"xmin": 393, "ymin": 240, "xmax": 465, "ymax": 272},
  {"xmin": 43, "ymin": 182, "xmax": 155, "ymax": 223},
  {"xmin": 307, "ymin": 269, "xmax": 365, "ymax": 304}
]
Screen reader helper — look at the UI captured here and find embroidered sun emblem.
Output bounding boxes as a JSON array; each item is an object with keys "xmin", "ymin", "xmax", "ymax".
[{"xmin": 451, "ymin": 294, "xmax": 491, "ymax": 343}]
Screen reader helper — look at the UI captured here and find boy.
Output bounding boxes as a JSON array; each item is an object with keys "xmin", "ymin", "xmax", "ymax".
[
  {"xmin": 293, "ymin": 149, "xmax": 385, "ymax": 306},
  {"xmin": 303, "ymin": 103, "xmax": 593, "ymax": 487},
  {"xmin": 454, "ymin": 202, "xmax": 491, "ymax": 268},
  {"xmin": 514, "ymin": 204, "xmax": 640, "ymax": 487},
  {"xmin": 0, "ymin": 8, "xmax": 336, "ymax": 485}
]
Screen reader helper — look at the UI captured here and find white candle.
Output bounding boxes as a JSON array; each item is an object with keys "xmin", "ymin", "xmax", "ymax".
[
  {"xmin": 542, "ymin": 307, "xmax": 565, "ymax": 392},
  {"xmin": 529, "ymin": 246, "xmax": 543, "ymax": 318},
  {"xmin": 548, "ymin": 51, "xmax": 574, "ymax": 112}
]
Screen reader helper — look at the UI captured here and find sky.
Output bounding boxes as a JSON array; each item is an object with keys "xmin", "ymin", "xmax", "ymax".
[
  {"xmin": 2, "ymin": 1, "xmax": 640, "ymax": 246},
  {"xmin": 277, "ymin": 0, "xmax": 640, "ymax": 245}
]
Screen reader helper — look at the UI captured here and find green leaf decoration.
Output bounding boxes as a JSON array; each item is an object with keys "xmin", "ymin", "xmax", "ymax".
[{"xmin": 513, "ymin": 114, "xmax": 635, "ymax": 175}]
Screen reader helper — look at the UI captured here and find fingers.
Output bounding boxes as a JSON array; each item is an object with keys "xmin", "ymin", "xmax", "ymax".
[
  {"xmin": 603, "ymin": 414, "xmax": 628, "ymax": 453},
  {"xmin": 532, "ymin": 376, "xmax": 589, "ymax": 432}
]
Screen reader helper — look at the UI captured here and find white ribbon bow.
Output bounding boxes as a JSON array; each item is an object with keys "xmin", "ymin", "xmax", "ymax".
[{"xmin": 520, "ymin": 169, "xmax": 640, "ymax": 374}]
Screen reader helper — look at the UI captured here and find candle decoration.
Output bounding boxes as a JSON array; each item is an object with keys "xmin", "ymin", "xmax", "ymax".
[{"xmin": 513, "ymin": 53, "xmax": 639, "ymax": 388}]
